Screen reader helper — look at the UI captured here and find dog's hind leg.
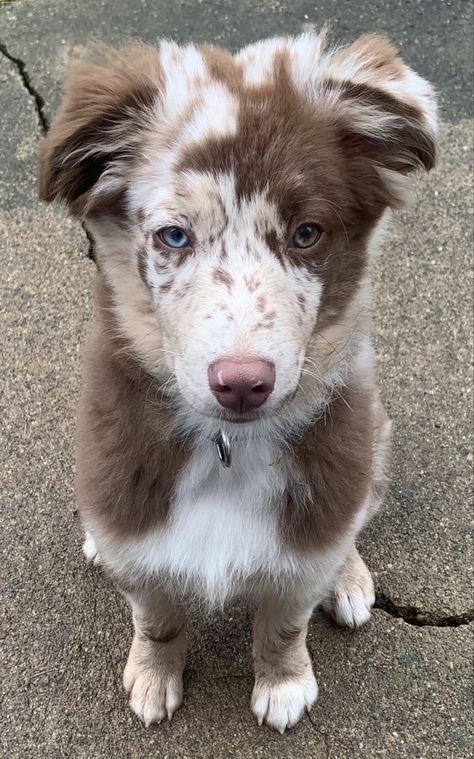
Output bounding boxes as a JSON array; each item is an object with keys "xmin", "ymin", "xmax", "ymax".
[{"xmin": 321, "ymin": 545, "xmax": 375, "ymax": 629}]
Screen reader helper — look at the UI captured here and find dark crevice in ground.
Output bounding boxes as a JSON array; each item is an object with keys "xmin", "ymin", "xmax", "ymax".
[
  {"xmin": 306, "ymin": 712, "xmax": 331, "ymax": 757},
  {"xmin": 0, "ymin": 41, "xmax": 49, "ymax": 132},
  {"xmin": 0, "ymin": 41, "xmax": 97, "ymax": 260},
  {"xmin": 374, "ymin": 594, "xmax": 474, "ymax": 628},
  {"xmin": 83, "ymin": 226, "xmax": 97, "ymax": 262}
]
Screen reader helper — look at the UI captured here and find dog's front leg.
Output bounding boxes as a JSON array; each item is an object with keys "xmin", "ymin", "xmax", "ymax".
[
  {"xmin": 251, "ymin": 591, "xmax": 318, "ymax": 733},
  {"xmin": 122, "ymin": 586, "xmax": 187, "ymax": 726}
]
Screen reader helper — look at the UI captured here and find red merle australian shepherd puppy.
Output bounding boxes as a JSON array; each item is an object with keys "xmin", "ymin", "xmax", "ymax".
[{"xmin": 39, "ymin": 31, "xmax": 437, "ymax": 733}]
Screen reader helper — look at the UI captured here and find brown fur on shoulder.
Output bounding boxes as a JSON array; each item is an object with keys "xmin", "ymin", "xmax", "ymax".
[
  {"xmin": 76, "ymin": 281, "xmax": 188, "ymax": 538},
  {"xmin": 284, "ymin": 387, "xmax": 369, "ymax": 550}
]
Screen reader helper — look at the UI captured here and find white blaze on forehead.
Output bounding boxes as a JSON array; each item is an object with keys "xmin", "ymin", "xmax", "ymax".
[
  {"xmin": 183, "ymin": 83, "xmax": 239, "ymax": 142},
  {"xmin": 159, "ymin": 40, "xmax": 207, "ymax": 120}
]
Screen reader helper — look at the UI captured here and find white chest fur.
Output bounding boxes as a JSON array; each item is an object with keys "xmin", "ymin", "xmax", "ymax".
[
  {"xmin": 97, "ymin": 436, "xmax": 355, "ymax": 606},
  {"xmin": 100, "ymin": 438, "xmax": 293, "ymax": 603}
]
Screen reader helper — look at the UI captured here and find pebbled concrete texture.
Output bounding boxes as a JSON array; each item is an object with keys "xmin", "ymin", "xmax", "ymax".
[
  {"xmin": 362, "ymin": 120, "xmax": 474, "ymax": 618},
  {"xmin": 0, "ymin": 1, "xmax": 472, "ymax": 757}
]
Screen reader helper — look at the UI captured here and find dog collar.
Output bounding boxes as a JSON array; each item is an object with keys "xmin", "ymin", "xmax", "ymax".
[{"xmin": 213, "ymin": 429, "xmax": 232, "ymax": 469}]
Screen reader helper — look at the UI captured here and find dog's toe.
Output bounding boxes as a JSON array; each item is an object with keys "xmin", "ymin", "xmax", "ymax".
[
  {"xmin": 123, "ymin": 633, "xmax": 184, "ymax": 726},
  {"xmin": 124, "ymin": 664, "xmax": 183, "ymax": 726},
  {"xmin": 251, "ymin": 672, "xmax": 318, "ymax": 733},
  {"xmin": 82, "ymin": 533, "xmax": 102, "ymax": 565}
]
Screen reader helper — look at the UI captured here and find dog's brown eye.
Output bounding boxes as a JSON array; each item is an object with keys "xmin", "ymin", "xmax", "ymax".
[
  {"xmin": 292, "ymin": 224, "xmax": 322, "ymax": 249},
  {"xmin": 157, "ymin": 226, "xmax": 191, "ymax": 249}
]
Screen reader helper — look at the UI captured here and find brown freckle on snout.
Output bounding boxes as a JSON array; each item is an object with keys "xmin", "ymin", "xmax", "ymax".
[
  {"xmin": 251, "ymin": 318, "xmax": 275, "ymax": 333},
  {"xmin": 159, "ymin": 280, "xmax": 173, "ymax": 293},
  {"xmin": 213, "ymin": 267, "xmax": 234, "ymax": 291},
  {"xmin": 175, "ymin": 284, "xmax": 190, "ymax": 300},
  {"xmin": 256, "ymin": 295, "xmax": 267, "ymax": 313},
  {"xmin": 136, "ymin": 208, "xmax": 145, "ymax": 223},
  {"xmin": 244, "ymin": 274, "xmax": 261, "ymax": 292}
]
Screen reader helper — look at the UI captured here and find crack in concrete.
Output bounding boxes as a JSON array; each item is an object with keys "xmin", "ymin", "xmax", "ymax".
[
  {"xmin": 84, "ymin": 226, "xmax": 97, "ymax": 263},
  {"xmin": 374, "ymin": 594, "xmax": 474, "ymax": 628},
  {"xmin": 306, "ymin": 710, "xmax": 331, "ymax": 758},
  {"xmin": 0, "ymin": 41, "xmax": 97, "ymax": 260},
  {"xmin": 0, "ymin": 40, "xmax": 48, "ymax": 133}
]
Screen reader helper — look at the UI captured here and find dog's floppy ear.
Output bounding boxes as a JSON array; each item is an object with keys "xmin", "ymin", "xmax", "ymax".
[
  {"xmin": 39, "ymin": 43, "xmax": 162, "ymax": 216},
  {"xmin": 294, "ymin": 33, "xmax": 438, "ymax": 207}
]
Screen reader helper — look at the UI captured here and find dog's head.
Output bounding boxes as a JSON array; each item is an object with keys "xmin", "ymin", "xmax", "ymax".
[{"xmin": 39, "ymin": 32, "xmax": 437, "ymax": 429}]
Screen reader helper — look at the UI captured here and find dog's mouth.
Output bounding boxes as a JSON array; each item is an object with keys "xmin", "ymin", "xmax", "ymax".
[
  {"xmin": 172, "ymin": 362, "xmax": 303, "ymax": 427},
  {"xmin": 179, "ymin": 386, "xmax": 300, "ymax": 427},
  {"xmin": 211, "ymin": 408, "xmax": 270, "ymax": 424}
]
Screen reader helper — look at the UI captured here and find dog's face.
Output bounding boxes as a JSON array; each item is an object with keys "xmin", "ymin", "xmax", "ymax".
[{"xmin": 40, "ymin": 33, "xmax": 436, "ymax": 426}]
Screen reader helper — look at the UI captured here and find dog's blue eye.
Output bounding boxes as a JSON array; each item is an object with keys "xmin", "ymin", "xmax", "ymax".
[
  {"xmin": 158, "ymin": 227, "xmax": 191, "ymax": 249},
  {"xmin": 292, "ymin": 224, "xmax": 322, "ymax": 249}
]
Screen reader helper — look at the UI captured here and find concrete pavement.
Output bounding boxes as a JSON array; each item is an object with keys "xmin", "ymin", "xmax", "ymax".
[{"xmin": 1, "ymin": 1, "xmax": 472, "ymax": 757}]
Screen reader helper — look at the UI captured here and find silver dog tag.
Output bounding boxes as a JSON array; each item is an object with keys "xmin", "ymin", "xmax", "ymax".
[{"xmin": 214, "ymin": 429, "xmax": 231, "ymax": 468}]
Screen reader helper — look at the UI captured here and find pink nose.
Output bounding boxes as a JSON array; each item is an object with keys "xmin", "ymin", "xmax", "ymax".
[{"xmin": 208, "ymin": 358, "xmax": 276, "ymax": 413}]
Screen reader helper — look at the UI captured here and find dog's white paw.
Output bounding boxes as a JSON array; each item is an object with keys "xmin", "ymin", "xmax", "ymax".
[
  {"xmin": 251, "ymin": 671, "xmax": 318, "ymax": 733},
  {"xmin": 82, "ymin": 533, "xmax": 101, "ymax": 565},
  {"xmin": 323, "ymin": 549, "xmax": 375, "ymax": 629},
  {"xmin": 124, "ymin": 663, "xmax": 183, "ymax": 726},
  {"xmin": 123, "ymin": 633, "xmax": 184, "ymax": 726}
]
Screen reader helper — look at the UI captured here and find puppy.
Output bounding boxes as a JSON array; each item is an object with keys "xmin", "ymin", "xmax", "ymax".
[{"xmin": 39, "ymin": 31, "xmax": 437, "ymax": 733}]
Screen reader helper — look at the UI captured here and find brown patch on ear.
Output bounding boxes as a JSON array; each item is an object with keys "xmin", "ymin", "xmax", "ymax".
[
  {"xmin": 336, "ymin": 80, "xmax": 436, "ymax": 175},
  {"xmin": 38, "ymin": 43, "xmax": 162, "ymax": 216},
  {"xmin": 333, "ymin": 34, "xmax": 405, "ymax": 82},
  {"xmin": 87, "ymin": 185, "xmax": 129, "ymax": 224},
  {"xmin": 318, "ymin": 34, "xmax": 437, "ymax": 206}
]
